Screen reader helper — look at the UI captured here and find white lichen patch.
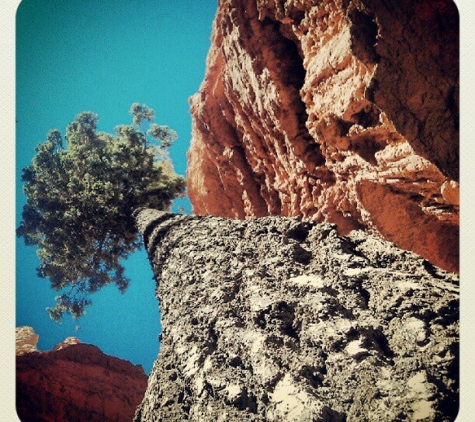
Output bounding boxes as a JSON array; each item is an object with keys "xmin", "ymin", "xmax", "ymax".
[
  {"xmin": 345, "ymin": 339, "xmax": 367, "ymax": 356},
  {"xmin": 239, "ymin": 329, "xmax": 267, "ymax": 355},
  {"xmin": 396, "ymin": 280, "xmax": 421, "ymax": 292},
  {"xmin": 203, "ymin": 356, "xmax": 213, "ymax": 372},
  {"xmin": 183, "ymin": 346, "xmax": 200, "ymax": 378},
  {"xmin": 411, "ymin": 400, "xmax": 434, "ymax": 421},
  {"xmin": 247, "ymin": 284, "xmax": 274, "ymax": 312},
  {"xmin": 344, "ymin": 267, "xmax": 365, "ymax": 277},
  {"xmin": 407, "ymin": 372, "xmax": 435, "ymax": 421},
  {"xmin": 270, "ymin": 373, "xmax": 317, "ymax": 420},
  {"xmin": 287, "ymin": 274, "xmax": 325, "ymax": 288},
  {"xmin": 404, "ymin": 317, "xmax": 427, "ymax": 343},
  {"xmin": 252, "ymin": 360, "xmax": 280, "ymax": 384},
  {"xmin": 225, "ymin": 384, "xmax": 242, "ymax": 401}
]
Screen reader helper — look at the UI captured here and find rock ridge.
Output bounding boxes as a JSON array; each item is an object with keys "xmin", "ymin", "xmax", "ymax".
[{"xmin": 16, "ymin": 327, "xmax": 148, "ymax": 422}]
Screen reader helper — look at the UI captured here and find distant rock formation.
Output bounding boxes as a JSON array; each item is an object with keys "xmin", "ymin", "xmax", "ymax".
[
  {"xmin": 52, "ymin": 336, "xmax": 82, "ymax": 351},
  {"xmin": 187, "ymin": 0, "xmax": 459, "ymax": 273},
  {"xmin": 133, "ymin": 209, "xmax": 459, "ymax": 421},
  {"xmin": 16, "ymin": 327, "xmax": 148, "ymax": 422},
  {"xmin": 16, "ymin": 326, "xmax": 39, "ymax": 355}
]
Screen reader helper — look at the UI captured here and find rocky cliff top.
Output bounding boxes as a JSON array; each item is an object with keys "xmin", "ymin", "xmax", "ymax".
[
  {"xmin": 16, "ymin": 327, "xmax": 148, "ymax": 422},
  {"xmin": 16, "ymin": 326, "xmax": 84, "ymax": 356},
  {"xmin": 16, "ymin": 325, "xmax": 40, "ymax": 355}
]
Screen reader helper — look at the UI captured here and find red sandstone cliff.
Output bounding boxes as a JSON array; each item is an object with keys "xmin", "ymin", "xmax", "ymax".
[
  {"xmin": 187, "ymin": 0, "xmax": 459, "ymax": 273},
  {"xmin": 16, "ymin": 327, "xmax": 148, "ymax": 422}
]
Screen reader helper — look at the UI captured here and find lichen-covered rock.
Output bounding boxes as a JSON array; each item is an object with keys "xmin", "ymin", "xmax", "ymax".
[
  {"xmin": 187, "ymin": 0, "xmax": 459, "ymax": 273},
  {"xmin": 134, "ymin": 209, "xmax": 459, "ymax": 421}
]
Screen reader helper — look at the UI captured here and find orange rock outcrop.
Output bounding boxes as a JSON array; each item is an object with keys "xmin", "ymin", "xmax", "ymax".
[
  {"xmin": 187, "ymin": 0, "xmax": 459, "ymax": 273},
  {"xmin": 16, "ymin": 327, "xmax": 148, "ymax": 422}
]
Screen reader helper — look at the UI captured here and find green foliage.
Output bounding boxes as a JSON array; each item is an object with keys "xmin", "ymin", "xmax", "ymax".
[
  {"xmin": 129, "ymin": 102, "xmax": 155, "ymax": 126},
  {"xmin": 17, "ymin": 104, "xmax": 186, "ymax": 321}
]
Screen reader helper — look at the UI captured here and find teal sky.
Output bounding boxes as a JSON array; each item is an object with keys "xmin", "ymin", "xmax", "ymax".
[{"xmin": 16, "ymin": 0, "xmax": 217, "ymax": 374}]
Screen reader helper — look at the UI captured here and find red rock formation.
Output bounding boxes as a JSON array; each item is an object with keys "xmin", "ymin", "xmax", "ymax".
[
  {"xmin": 16, "ymin": 327, "xmax": 148, "ymax": 422},
  {"xmin": 187, "ymin": 0, "xmax": 459, "ymax": 273}
]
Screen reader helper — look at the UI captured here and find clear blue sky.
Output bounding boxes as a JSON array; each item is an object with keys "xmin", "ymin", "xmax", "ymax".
[{"xmin": 16, "ymin": 0, "xmax": 217, "ymax": 374}]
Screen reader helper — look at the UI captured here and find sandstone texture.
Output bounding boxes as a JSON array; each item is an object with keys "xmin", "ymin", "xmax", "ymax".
[
  {"xmin": 16, "ymin": 326, "xmax": 40, "ymax": 355},
  {"xmin": 187, "ymin": 0, "xmax": 459, "ymax": 273},
  {"xmin": 16, "ymin": 327, "xmax": 148, "ymax": 422},
  {"xmin": 134, "ymin": 209, "xmax": 459, "ymax": 422}
]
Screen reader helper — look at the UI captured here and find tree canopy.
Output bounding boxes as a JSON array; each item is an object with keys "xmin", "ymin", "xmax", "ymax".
[{"xmin": 17, "ymin": 104, "xmax": 186, "ymax": 321}]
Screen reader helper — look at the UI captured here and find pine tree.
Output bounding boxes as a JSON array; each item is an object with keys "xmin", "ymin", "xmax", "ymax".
[{"xmin": 17, "ymin": 104, "xmax": 186, "ymax": 321}]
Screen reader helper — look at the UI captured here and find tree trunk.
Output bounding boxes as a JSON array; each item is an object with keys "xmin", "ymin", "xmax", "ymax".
[{"xmin": 133, "ymin": 208, "xmax": 458, "ymax": 422}]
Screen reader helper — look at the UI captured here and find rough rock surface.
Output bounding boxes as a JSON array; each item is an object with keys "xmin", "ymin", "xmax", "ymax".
[
  {"xmin": 16, "ymin": 327, "xmax": 148, "ymax": 422},
  {"xmin": 133, "ymin": 209, "xmax": 459, "ymax": 422},
  {"xmin": 187, "ymin": 0, "xmax": 459, "ymax": 273},
  {"xmin": 16, "ymin": 326, "xmax": 40, "ymax": 355}
]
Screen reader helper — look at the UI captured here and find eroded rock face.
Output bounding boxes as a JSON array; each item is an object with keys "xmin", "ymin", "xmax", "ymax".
[
  {"xmin": 16, "ymin": 328, "xmax": 148, "ymax": 422},
  {"xmin": 16, "ymin": 326, "xmax": 39, "ymax": 355},
  {"xmin": 187, "ymin": 0, "xmax": 459, "ymax": 273},
  {"xmin": 134, "ymin": 209, "xmax": 459, "ymax": 422}
]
